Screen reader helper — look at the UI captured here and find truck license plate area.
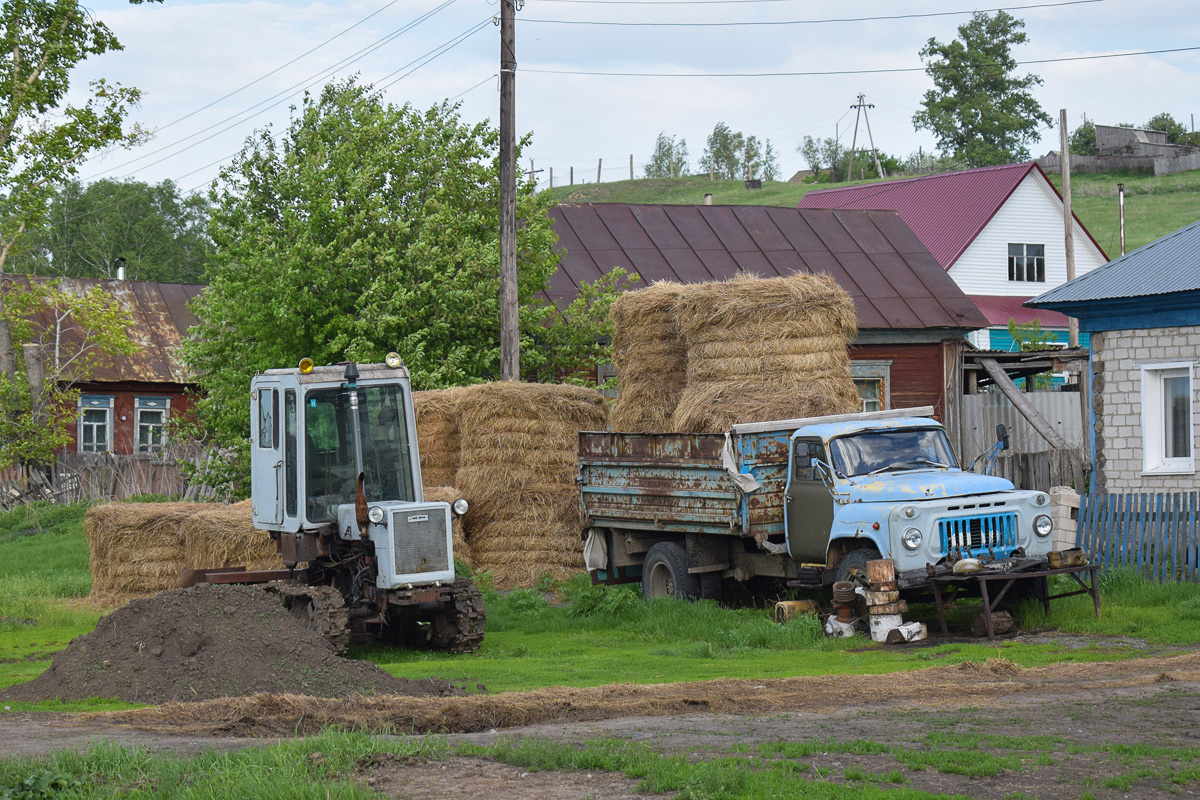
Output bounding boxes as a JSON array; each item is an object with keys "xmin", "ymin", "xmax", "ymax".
[
  {"xmin": 938, "ymin": 512, "xmax": 1017, "ymax": 555},
  {"xmin": 391, "ymin": 505, "xmax": 450, "ymax": 577}
]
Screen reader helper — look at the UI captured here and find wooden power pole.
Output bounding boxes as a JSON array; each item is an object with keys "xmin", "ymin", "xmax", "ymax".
[
  {"xmin": 1059, "ymin": 108, "xmax": 1078, "ymax": 348},
  {"xmin": 499, "ymin": 0, "xmax": 519, "ymax": 380}
]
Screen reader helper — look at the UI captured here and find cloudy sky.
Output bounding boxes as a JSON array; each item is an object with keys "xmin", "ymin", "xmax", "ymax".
[{"xmin": 71, "ymin": 0, "xmax": 1200, "ymax": 194}]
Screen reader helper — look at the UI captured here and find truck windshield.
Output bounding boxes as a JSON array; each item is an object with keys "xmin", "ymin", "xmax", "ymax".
[
  {"xmin": 829, "ymin": 428, "xmax": 958, "ymax": 478},
  {"xmin": 304, "ymin": 384, "xmax": 415, "ymax": 522}
]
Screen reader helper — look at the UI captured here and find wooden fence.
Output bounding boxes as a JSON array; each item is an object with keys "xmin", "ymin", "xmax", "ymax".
[
  {"xmin": 988, "ymin": 449, "xmax": 1086, "ymax": 492},
  {"xmin": 0, "ymin": 452, "xmax": 224, "ymax": 507},
  {"xmin": 1079, "ymin": 491, "xmax": 1200, "ymax": 583}
]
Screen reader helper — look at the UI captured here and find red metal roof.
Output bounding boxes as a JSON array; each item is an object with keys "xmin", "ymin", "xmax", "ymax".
[
  {"xmin": 548, "ymin": 204, "xmax": 988, "ymax": 331},
  {"xmin": 3, "ymin": 275, "xmax": 202, "ymax": 384},
  {"xmin": 968, "ymin": 295, "xmax": 1072, "ymax": 328}
]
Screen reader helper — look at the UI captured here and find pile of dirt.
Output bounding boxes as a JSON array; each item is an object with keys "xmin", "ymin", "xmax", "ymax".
[{"xmin": 1, "ymin": 584, "xmax": 464, "ymax": 704}]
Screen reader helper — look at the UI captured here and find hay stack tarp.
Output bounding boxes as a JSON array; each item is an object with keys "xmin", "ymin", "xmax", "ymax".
[
  {"xmin": 608, "ymin": 281, "xmax": 687, "ymax": 432},
  {"xmin": 455, "ymin": 382, "xmax": 608, "ymax": 589},
  {"xmin": 414, "ymin": 387, "xmax": 467, "ymax": 488},
  {"xmin": 423, "ymin": 486, "xmax": 471, "ymax": 567},
  {"xmin": 670, "ymin": 273, "xmax": 860, "ymax": 433}
]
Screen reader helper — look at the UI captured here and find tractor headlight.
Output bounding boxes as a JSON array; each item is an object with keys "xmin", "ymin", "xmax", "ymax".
[
  {"xmin": 385, "ymin": 352, "xmax": 403, "ymax": 368},
  {"xmin": 902, "ymin": 527, "xmax": 923, "ymax": 550},
  {"xmin": 367, "ymin": 506, "xmax": 385, "ymax": 525},
  {"xmin": 1034, "ymin": 514, "xmax": 1053, "ymax": 537},
  {"xmin": 452, "ymin": 498, "xmax": 469, "ymax": 517}
]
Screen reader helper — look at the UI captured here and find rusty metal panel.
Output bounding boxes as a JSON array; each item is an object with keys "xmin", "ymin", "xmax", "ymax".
[
  {"xmin": 662, "ymin": 206, "xmax": 723, "ymax": 251},
  {"xmin": 734, "ymin": 206, "xmax": 791, "ymax": 252},
  {"xmin": 837, "ymin": 210, "xmax": 895, "ymax": 254},
  {"xmin": 565, "ymin": 205, "xmax": 623, "ymax": 250},
  {"xmin": 660, "ymin": 247, "xmax": 711, "ymax": 284},
  {"xmin": 702, "ymin": 207, "xmax": 760, "ymax": 254},
  {"xmin": 800, "ymin": 209, "xmax": 861, "ymax": 254},
  {"xmin": 630, "ymin": 205, "xmax": 689, "ymax": 250},
  {"xmin": 595, "ymin": 204, "xmax": 657, "ymax": 250}
]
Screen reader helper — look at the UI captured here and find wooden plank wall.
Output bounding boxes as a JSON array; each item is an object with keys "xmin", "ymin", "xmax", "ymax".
[{"xmin": 1079, "ymin": 491, "xmax": 1200, "ymax": 583}]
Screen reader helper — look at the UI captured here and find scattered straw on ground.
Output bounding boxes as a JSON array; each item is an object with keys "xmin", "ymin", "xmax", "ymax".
[
  {"xmin": 608, "ymin": 281, "xmax": 687, "ymax": 432},
  {"xmin": 96, "ymin": 651, "xmax": 1200, "ymax": 738}
]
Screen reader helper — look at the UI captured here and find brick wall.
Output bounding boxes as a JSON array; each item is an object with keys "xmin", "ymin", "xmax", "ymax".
[{"xmin": 1093, "ymin": 326, "xmax": 1200, "ymax": 491}]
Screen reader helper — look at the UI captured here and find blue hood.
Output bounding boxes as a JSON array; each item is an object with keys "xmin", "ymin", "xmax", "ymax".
[{"xmin": 840, "ymin": 469, "xmax": 1014, "ymax": 504}]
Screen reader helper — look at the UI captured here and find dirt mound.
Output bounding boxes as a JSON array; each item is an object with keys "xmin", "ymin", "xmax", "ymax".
[{"xmin": 1, "ymin": 584, "xmax": 463, "ymax": 704}]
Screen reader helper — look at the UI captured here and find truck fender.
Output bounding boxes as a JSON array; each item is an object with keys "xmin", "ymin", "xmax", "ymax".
[{"xmin": 826, "ymin": 534, "xmax": 889, "ymax": 570}]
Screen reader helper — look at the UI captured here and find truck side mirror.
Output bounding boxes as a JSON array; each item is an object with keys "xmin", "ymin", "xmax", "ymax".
[{"xmin": 996, "ymin": 424, "xmax": 1010, "ymax": 451}]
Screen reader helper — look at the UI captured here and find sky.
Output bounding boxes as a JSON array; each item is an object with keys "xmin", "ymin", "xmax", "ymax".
[{"xmin": 69, "ymin": 0, "xmax": 1200, "ymax": 195}]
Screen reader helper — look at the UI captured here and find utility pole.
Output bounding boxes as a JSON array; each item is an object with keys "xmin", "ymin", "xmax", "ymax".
[
  {"xmin": 846, "ymin": 94, "xmax": 883, "ymax": 180},
  {"xmin": 1118, "ymin": 182, "xmax": 1126, "ymax": 256},
  {"xmin": 526, "ymin": 158, "xmax": 543, "ymax": 184},
  {"xmin": 498, "ymin": 0, "xmax": 519, "ymax": 380},
  {"xmin": 1059, "ymin": 108, "xmax": 1078, "ymax": 348}
]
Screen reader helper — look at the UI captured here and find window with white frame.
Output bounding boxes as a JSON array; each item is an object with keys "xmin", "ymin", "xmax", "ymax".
[
  {"xmin": 1008, "ymin": 243, "xmax": 1046, "ymax": 282},
  {"xmin": 851, "ymin": 361, "xmax": 892, "ymax": 413},
  {"xmin": 135, "ymin": 397, "xmax": 170, "ymax": 455},
  {"xmin": 1142, "ymin": 362, "xmax": 1195, "ymax": 474},
  {"xmin": 78, "ymin": 395, "xmax": 114, "ymax": 454}
]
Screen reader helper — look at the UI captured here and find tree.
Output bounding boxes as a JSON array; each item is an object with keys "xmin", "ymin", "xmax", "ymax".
[
  {"xmin": 760, "ymin": 140, "xmax": 780, "ymax": 181},
  {"xmin": 9, "ymin": 178, "xmax": 212, "ymax": 282},
  {"xmin": 0, "ymin": 0, "xmax": 148, "ymax": 389},
  {"xmin": 698, "ymin": 122, "xmax": 744, "ymax": 179},
  {"xmin": 184, "ymin": 78, "xmax": 619, "ymax": 493},
  {"xmin": 797, "ymin": 136, "xmax": 823, "ymax": 177},
  {"xmin": 912, "ymin": 11, "xmax": 1051, "ymax": 167},
  {"xmin": 820, "ymin": 137, "xmax": 846, "ymax": 181},
  {"xmin": 1144, "ymin": 112, "xmax": 1191, "ymax": 144},
  {"xmin": 644, "ymin": 133, "xmax": 690, "ymax": 178},
  {"xmin": 1069, "ymin": 120, "xmax": 1097, "ymax": 156},
  {"xmin": 0, "ymin": 279, "xmax": 134, "ymax": 467}
]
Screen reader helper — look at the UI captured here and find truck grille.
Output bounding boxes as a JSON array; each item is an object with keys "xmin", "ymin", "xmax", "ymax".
[
  {"xmin": 938, "ymin": 512, "xmax": 1017, "ymax": 555},
  {"xmin": 390, "ymin": 505, "xmax": 450, "ymax": 577}
]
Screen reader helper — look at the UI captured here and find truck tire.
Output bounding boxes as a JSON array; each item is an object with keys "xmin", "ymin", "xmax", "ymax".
[
  {"xmin": 643, "ymin": 542, "xmax": 699, "ymax": 601},
  {"xmin": 835, "ymin": 547, "xmax": 881, "ymax": 586}
]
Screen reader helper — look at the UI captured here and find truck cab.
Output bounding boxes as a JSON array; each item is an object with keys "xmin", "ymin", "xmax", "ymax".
[{"xmin": 785, "ymin": 418, "xmax": 1053, "ymax": 588}]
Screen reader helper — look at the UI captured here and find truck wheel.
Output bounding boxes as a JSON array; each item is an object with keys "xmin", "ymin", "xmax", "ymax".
[
  {"xmin": 643, "ymin": 542, "xmax": 699, "ymax": 601},
  {"xmin": 835, "ymin": 547, "xmax": 881, "ymax": 585}
]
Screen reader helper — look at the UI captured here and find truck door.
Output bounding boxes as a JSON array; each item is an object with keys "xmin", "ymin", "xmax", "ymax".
[
  {"xmin": 251, "ymin": 381, "xmax": 284, "ymax": 526},
  {"xmin": 784, "ymin": 438, "xmax": 835, "ymax": 561}
]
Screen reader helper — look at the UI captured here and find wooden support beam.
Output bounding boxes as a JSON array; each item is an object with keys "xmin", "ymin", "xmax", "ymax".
[{"xmin": 979, "ymin": 358, "xmax": 1072, "ymax": 450}]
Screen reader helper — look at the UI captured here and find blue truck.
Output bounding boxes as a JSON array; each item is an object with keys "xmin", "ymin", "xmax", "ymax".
[{"xmin": 578, "ymin": 407, "xmax": 1055, "ymax": 597}]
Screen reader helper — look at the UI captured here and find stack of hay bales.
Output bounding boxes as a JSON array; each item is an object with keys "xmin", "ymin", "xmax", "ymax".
[
  {"xmin": 87, "ymin": 500, "xmax": 282, "ymax": 605},
  {"xmin": 671, "ymin": 273, "xmax": 859, "ymax": 432},
  {"xmin": 423, "ymin": 485, "xmax": 472, "ymax": 567},
  {"xmin": 455, "ymin": 382, "xmax": 608, "ymax": 590},
  {"xmin": 608, "ymin": 281, "xmax": 687, "ymax": 432},
  {"xmin": 413, "ymin": 388, "xmax": 466, "ymax": 488}
]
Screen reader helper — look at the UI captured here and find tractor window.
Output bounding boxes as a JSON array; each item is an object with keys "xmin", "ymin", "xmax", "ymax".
[
  {"xmin": 304, "ymin": 384, "xmax": 415, "ymax": 522},
  {"xmin": 257, "ymin": 388, "xmax": 277, "ymax": 449}
]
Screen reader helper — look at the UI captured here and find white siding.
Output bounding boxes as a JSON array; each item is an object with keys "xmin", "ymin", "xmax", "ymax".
[{"xmin": 946, "ymin": 172, "xmax": 1107, "ymax": 296}]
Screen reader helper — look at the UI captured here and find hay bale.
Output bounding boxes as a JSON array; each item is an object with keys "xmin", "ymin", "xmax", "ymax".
[
  {"xmin": 414, "ymin": 388, "xmax": 468, "ymax": 488},
  {"xmin": 608, "ymin": 281, "xmax": 687, "ymax": 432},
  {"xmin": 670, "ymin": 274, "xmax": 860, "ymax": 432},
  {"xmin": 85, "ymin": 502, "xmax": 192, "ymax": 604},
  {"xmin": 422, "ymin": 486, "xmax": 471, "ymax": 567},
  {"xmin": 181, "ymin": 499, "xmax": 282, "ymax": 572},
  {"xmin": 455, "ymin": 382, "xmax": 608, "ymax": 589}
]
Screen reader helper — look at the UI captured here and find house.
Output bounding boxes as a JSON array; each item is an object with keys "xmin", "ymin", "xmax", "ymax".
[
  {"xmin": 4, "ymin": 275, "xmax": 202, "ymax": 457},
  {"xmin": 547, "ymin": 203, "xmax": 989, "ymax": 451},
  {"xmin": 1028, "ymin": 219, "xmax": 1200, "ymax": 492},
  {"xmin": 1038, "ymin": 125, "xmax": 1200, "ymax": 177},
  {"xmin": 797, "ymin": 162, "xmax": 1109, "ymax": 351}
]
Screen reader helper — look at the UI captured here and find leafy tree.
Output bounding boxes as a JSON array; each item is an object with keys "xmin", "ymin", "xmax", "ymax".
[
  {"xmin": 912, "ymin": 11, "xmax": 1052, "ymax": 167},
  {"xmin": 698, "ymin": 122, "xmax": 744, "ymax": 179},
  {"xmin": 1069, "ymin": 120, "xmax": 1097, "ymax": 155},
  {"xmin": 9, "ymin": 178, "xmax": 212, "ymax": 282},
  {"xmin": 1006, "ymin": 318, "xmax": 1057, "ymax": 388},
  {"xmin": 820, "ymin": 137, "xmax": 846, "ymax": 181},
  {"xmin": 644, "ymin": 133, "xmax": 690, "ymax": 178},
  {"xmin": 1144, "ymin": 112, "xmax": 1191, "ymax": 144},
  {"xmin": 797, "ymin": 136, "xmax": 823, "ymax": 178},
  {"xmin": 760, "ymin": 140, "xmax": 780, "ymax": 181},
  {"xmin": 0, "ymin": 279, "xmax": 134, "ymax": 467},
  {"xmin": 0, "ymin": 0, "xmax": 148, "ymax": 390}
]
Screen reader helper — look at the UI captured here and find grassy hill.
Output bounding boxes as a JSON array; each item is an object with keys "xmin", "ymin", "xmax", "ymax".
[{"xmin": 543, "ymin": 169, "xmax": 1200, "ymax": 258}]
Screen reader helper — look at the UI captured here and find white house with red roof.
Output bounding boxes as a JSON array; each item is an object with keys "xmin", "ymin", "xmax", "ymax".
[{"xmin": 798, "ymin": 162, "xmax": 1108, "ymax": 351}]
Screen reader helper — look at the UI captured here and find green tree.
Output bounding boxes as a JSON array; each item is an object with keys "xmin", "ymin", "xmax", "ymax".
[
  {"xmin": 0, "ymin": 0, "xmax": 148, "ymax": 389},
  {"xmin": 1069, "ymin": 119, "xmax": 1097, "ymax": 155},
  {"xmin": 0, "ymin": 279, "xmax": 134, "ymax": 467},
  {"xmin": 9, "ymin": 178, "xmax": 212, "ymax": 282},
  {"xmin": 820, "ymin": 137, "xmax": 846, "ymax": 181},
  {"xmin": 185, "ymin": 78, "xmax": 617, "ymax": 493},
  {"xmin": 1006, "ymin": 318, "xmax": 1057, "ymax": 388},
  {"xmin": 1144, "ymin": 112, "xmax": 1191, "ymax": 144},
  {"xmin": 644, "ymin": 133, "xmax": 690, "ymax": 178},
  {"xmin": 698, "ymin": 122, "xmax": 743, "ymax": 179},
  {"xmin": 797, "ymin": 136, "xmax": 823, "ymax": 179},
  {"xmin": 760, "ymin": 140, "xmax": 780, "ymax": 181},
  {"xmin": 912, "ymin": 11, "xmax": 1051, "ymax": 167}
]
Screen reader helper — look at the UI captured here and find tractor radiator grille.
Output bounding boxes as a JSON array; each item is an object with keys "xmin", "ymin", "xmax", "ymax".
[
  {"xmin": 938, "ymin": 512, "xmax": 1017, "ymax": 556},
  {"xmin": 390, "ymin": 505, "xmax": 450, "ymax": 578}
]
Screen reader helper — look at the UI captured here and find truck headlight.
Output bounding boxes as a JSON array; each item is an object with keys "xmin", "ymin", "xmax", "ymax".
[
  {"xmin": 1034, "ymin": 514, "xmax": 1052, "ymax": 537},
  {"xmin": 367, "ymin": 506, "xmax": 385, "ymax": 524},
  {"xmin": 902, "ymin": 528, "xmax": 923, "ymax": 550},
  {"xmin": 452, "ymin": 498, "xmax": 469, "ymax": 517}
]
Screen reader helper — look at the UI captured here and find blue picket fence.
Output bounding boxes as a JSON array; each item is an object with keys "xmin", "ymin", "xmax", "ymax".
[{"xmin": 1078, "ymin": 492, "xmax": 1200, "ymax": 583}]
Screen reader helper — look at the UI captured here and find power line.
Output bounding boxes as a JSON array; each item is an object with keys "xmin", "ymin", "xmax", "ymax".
[
  {"xmin": 519, "ymin": 0, "xmax": 1103, "ymax": 25},
  {"xmin": 523, "ymin": 45, "xmax": 1200, "ymax": 77},
  {"xmin": 377, "ymin": 18, "xmax": 493, "ymax": 90}
]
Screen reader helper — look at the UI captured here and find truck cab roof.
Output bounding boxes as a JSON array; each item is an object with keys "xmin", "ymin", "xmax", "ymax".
[{"xmin": 791, "ymin": 416, "xmax": 945, "ymax": 442}]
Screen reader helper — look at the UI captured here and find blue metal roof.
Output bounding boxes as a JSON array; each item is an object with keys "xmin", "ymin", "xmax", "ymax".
[{"xmin": 1029, "ymin": 218, "xmax": 1200, "ymax": 307}]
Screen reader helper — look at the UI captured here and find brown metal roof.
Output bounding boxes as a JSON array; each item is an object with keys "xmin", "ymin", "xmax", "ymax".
[
  {"xmin": 548, "ymin": 204, "xmax": 988, "ymax": 331},
  {"xmin": 3, "ymin": 275, "xmax": 203, "ymax": 384}
]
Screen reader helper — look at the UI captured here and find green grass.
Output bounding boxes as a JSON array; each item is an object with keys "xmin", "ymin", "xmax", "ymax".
[{"xmin": 543, "ymin": 169, "xmax": 1200, "ymax": 261}]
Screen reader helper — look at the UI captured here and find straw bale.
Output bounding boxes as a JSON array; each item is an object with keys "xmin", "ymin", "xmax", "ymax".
[
  {"xmin": 670, "ymin": 274, "xmax": 859, "ymax": 433},
  {"xmin": 414, "ymin": 387, "xmax": 468, "ymax": 488},
  {"xmin": 86, "ymin": 503, "xmax": 194, "ymax": 602},
  {"xmin": 455, "ymin": 382, "xmax": 606, "ymax": 589},
  {"xmin": 422, "ymin": 486, "xmax": 471, "ymax": 567},
  {"xmin": 181, "ymin": 500, "xmax": 282, "ymax": 572},
  {"xmin": 608, "ymin": 281, "xmax": 687, "ymax": 432}
]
